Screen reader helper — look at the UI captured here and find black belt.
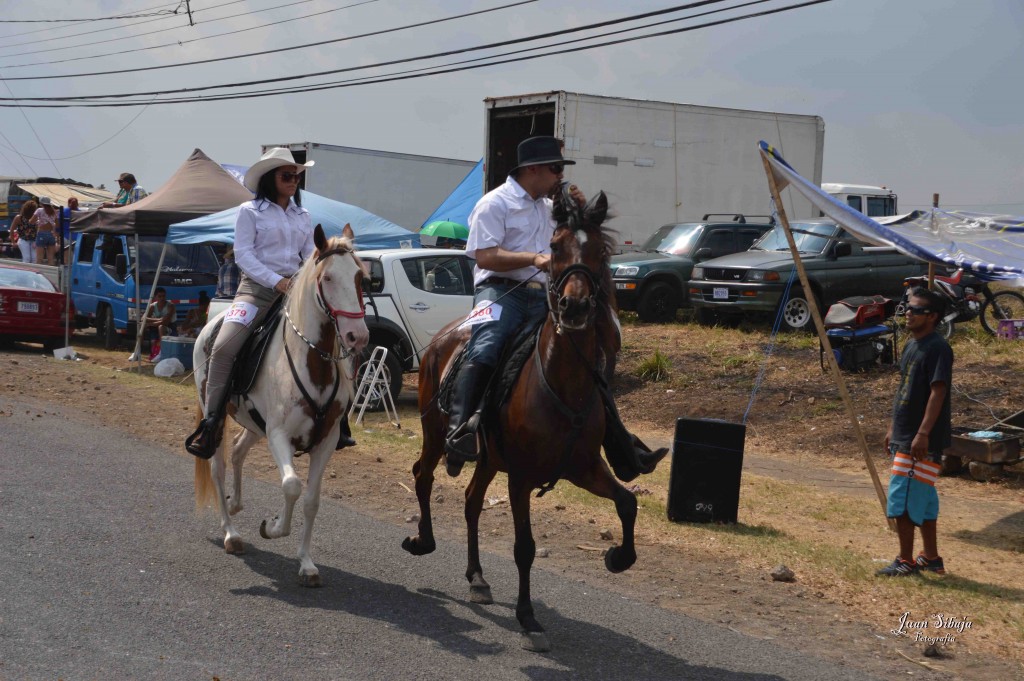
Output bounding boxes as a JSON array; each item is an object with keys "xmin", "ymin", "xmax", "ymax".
[{"xmin": 480, "ymin": 276, "xmax": 544, "ymax": 290}]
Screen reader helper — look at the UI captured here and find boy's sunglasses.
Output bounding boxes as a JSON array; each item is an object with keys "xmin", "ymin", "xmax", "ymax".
[
  {"xmin": 905, "ymin": 304, "xmax": 932, "ymax": 315},
  {"xmin": 277, "ymin": 171, "xmax": 301, "ymax": 182}
]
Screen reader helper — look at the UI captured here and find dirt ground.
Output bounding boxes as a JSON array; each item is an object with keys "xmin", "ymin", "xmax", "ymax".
[{"xmin": 3, "ymin": 317, "xmax": 1023, "ymax": 680}]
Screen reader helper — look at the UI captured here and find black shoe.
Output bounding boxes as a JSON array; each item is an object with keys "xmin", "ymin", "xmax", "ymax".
[
  {"xmin": 336, "ymin": 414, "xmax": 357, "ymax": 450},
  {"xmin": 444, "ymin": 361, "xmax": 492, "ymax": 471},
  {"xmin": 185, "ymin": 415, "xmax": 223, "ymax": 460}
]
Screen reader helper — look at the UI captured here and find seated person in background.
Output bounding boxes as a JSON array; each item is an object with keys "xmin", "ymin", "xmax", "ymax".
[
  {"xmin": 216, "ymin": 247, "xmax": 240, "ymax": 298},
  {"xmin": 180, "ymin": 291, "xmax": 210, "ymax": 338},
  {"xmin": 145, "ymin": 287, "xmax": 177, "ymax": 343}
]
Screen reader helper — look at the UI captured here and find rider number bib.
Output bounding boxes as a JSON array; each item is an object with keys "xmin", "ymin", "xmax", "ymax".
[
  {"xmin": 459, "ymin": 300, "xmax": 502, "ymax": 329},
  {"xmin": 224, "ymin": 301, "xmax": 260, "ymax": 327}
]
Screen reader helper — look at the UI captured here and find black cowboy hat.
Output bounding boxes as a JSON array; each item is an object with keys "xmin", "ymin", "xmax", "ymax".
[{"xmin": 512, "ymin": 136, "xmax": 576, "ymax": 172}]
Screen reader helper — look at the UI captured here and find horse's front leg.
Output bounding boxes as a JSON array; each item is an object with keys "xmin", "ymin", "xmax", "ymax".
[
  {"xmin": 402, "ymin": 408, "xmax": 446, "ymax": 556},
  {"xmin": 228, "ymin": 426, "xmax": 260, "ymax": 516},
  {"xmin": 509, "ymin": 477, "xmax": 549, "ymax": 652},
  {"xmin": 465, "ymin": 459, "xmax": 498, "ymax": 604},
  {"xmin": 570, "ymin": 458, "xmax": 637, "ymax": 573},
  {"xmin": 259, "ymin": 429, "xmax": 303, "ymax": 540},
  {"xmin": 294, "ymin": 443, "xmax": 333, "ymax": 587}
]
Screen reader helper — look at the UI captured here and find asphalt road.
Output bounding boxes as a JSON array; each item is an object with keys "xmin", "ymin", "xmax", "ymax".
[{"xmin": 0, "ymin": 394, "xmax": 879, "ymax": 681}]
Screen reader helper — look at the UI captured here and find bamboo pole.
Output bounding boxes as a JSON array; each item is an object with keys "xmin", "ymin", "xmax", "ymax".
[
  {"xmin": 927, "ymin": 193, "xmax": 939, "ymax": 289},
  {"xmin": 759, "ymin": 151, "xmax": 895, "ymax": 532}
]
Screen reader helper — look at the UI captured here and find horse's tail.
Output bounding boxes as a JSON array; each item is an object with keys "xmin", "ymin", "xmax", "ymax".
[{"xmin": 193, "ymin": 403, "xmax": 215, "ymax": 509}]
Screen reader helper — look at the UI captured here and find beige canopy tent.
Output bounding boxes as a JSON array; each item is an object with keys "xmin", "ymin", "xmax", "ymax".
[
  {"xmin": 71, "ymin": 148, "xmax": 253, "ymax": 236},
  {"xmin": 17, "ymin": 183, "xmax": 115, "ymax": 207}
]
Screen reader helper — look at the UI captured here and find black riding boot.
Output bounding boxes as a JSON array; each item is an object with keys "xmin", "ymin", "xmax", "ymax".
[
  {"xmin": 444, "ymin": 361, "xmax": 492, "ymax": 475},
  {"xmin": 602, "ymin": 401, "xmax": 669, "ymax": 482},
  {"xmin": 336, "ymin": 412, "xmax": 357, "ymax": 450},
  {"xmin": 185, "ymin": 410, "xmax": 225, "ymax": 460}
]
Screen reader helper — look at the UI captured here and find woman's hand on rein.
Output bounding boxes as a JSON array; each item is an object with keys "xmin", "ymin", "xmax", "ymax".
[{"xmin": 274, "ymin": 277, "xmax": 291, "ymax": 294}]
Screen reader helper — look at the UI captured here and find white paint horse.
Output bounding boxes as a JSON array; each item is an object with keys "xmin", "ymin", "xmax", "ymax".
[{"xmin": 193, "ymin": 224, "xmax": 369, "ymax": 586}]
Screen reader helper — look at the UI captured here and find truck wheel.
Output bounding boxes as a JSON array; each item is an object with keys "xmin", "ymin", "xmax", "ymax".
[
  {"xmin": 354, "ymin": 345, "xmax": 402, "ymax": 412},
  {"xmin": 636, "ymin": 282, "xmax": 678, "ymax": 323},
  {"xmin": 779, "ymin": 289, "xmax": 816, "ymax": 331},
  {"xmin": 100, "ymin": 307, "xmax": 119, "ymax": 351}
]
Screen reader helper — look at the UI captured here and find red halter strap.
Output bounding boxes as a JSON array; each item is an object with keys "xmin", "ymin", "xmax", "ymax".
[{"xmin": 315, "ymin": 247, "xmax": 366, "ymax": 320}]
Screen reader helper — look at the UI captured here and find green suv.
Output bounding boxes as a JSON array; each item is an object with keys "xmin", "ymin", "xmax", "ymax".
[
  {"xmin": 610, "ymin": 215, "xmax": 774, "ymax": 322},
  {"xmin": 688, "ymin": 219, "xmax": 928, "ymax": 330}
]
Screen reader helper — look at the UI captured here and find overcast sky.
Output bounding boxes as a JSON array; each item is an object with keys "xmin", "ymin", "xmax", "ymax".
[{"xmin": 1, "ymin": 0, "xmax": 1021, "ymax": 214}]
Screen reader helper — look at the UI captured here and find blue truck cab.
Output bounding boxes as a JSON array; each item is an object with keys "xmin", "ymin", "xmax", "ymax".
[{"xmin": 70, "ymin": 233, "xmax": 219, "ymax": 349}]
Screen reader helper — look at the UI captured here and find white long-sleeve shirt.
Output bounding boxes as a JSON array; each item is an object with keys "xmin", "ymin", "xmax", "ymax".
[{"xmin": 233, "ymin": 198, "xmax": 314, "ymax": 289}]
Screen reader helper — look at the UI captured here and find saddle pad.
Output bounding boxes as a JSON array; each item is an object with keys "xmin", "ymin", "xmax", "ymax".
[{"xmin": 232, "ymin": 295, "xmax": 286, "ymax": 396}]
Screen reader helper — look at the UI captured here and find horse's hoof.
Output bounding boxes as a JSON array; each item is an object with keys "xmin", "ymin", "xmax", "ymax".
[
  {"xmin": 224, "ymin": 537, "xmax": 245, "ymax": 554},
  {"xmin": 520, "ymin": 631, "xmax": 551, "ymax": 653},
  {"xmin": 259, "ymin": 519, "xmax": 270, "ymax": 539},
  {"xmin": 469, "ymin": 584, "xmax": 493, "ymax": 604},
  {"xmin": 604, "ymin": 545, "xmax": 636, "ymax": 574},
  {"xmin": 445, "ymin": 459, "xmax": 464, "ymax": 477},
  {"xmin": 298, "ymin": 572, "xmax": 322, "ymax": 588},
  {"xmin": 401, "ymin": 536, "xmax": 436, "ymax": 556}
]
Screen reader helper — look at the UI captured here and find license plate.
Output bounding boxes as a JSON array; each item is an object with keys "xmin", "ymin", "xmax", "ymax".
[
  {"xmin": 713, "ymin": 287, "xmax": 729, "ymax": 300},
  {"xmin": 17, "ymin": 301, "xmax": 39, "ymax": 313}
]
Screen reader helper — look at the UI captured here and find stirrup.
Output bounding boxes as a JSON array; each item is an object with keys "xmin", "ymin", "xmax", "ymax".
[{"xmin": 185, "ymin": 416, "xmax": 221, "ymax": 460}]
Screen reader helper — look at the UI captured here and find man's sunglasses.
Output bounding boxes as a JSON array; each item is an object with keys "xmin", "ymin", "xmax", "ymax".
[
  {"xmin": 277, "ymin": 171, "xmax": 301, "ymax": 182},
  {"xmin": 905, "ymin": 304, "xmax": 933, "ymax": 315},
  {"xmin": 547, "ymin": 164, "xmax": 565, "ymax": 174}
]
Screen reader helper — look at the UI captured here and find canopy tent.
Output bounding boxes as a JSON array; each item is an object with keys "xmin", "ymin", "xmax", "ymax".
[
  {"xmin": 420, "ymin": 159, "xmax": 482, "ymax": 230},
  {"xmin": 167, "ymin": 190, "xmax": 419, "ymax": 249},
  {"xmin": 71, "ymin": 148, "xmax": 253, "ymax": 236},
  {"xmin": 18, "ymin": 183, "xmax": 115, "ymax": 208},
  {"xmin": 760, "ymin": 141, "xmax": 1024, "ymax": 281}
]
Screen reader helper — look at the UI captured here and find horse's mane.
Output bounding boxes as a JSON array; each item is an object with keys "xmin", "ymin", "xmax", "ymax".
[{"xmin": 286, "ymin": 234, "xmax": 356, "ymax": 316}]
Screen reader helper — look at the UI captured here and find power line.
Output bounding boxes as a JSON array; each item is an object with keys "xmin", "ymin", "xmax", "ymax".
[
  {"xmin": 0, "ymin": 75, "xmax": 62, "ymax": 175},
  {"xmin": 0, "ymin": 3, "xmax": 186, "ymax": 23},
  {"xmin": 0, "ymin": 0, "xmax": 248, "ymax": 52},
  {"xmin": 0, "ymin": 0, "xmax": 834, "ymax": 109},
  {"xmin": 1, "ymin": 0, "xmax": 376, "ymax": 70},
  {"xmin": 0, "ymin": 1, "xmax": 181, "ymax": 39}
]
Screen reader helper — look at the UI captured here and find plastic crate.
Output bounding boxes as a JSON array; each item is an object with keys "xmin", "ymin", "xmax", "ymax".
[{"xmin": 996, "ymin": 319, "xmax": 1024, "ymax": 340}]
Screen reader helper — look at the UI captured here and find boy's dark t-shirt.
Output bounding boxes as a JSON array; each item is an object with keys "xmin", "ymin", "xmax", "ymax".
[{"xmin": 891, "ymin": 331, "xmax": 953, "ymax": 454}]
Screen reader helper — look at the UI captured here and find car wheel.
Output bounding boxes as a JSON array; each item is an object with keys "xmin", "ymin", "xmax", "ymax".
[
  {"xmin": 779, "ymin": 289, "xmax": 816, "ymax": 331},
  {"xmin": 636, "ymin": 282, "xmax": 678, "ymax": 323},
  {"xmin": 101, "ymin": 307, "xmax": 119, "ymax": 350},
  {"xmin": 43, "ymin": 337, "xmax": 62, "ymax": 352},
  {"xmin": 353, "ymin": 344, "xmax": 402, "ymax": 412}
]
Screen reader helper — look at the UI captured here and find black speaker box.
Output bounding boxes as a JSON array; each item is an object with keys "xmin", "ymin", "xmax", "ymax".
[{"xmin": 667, "ymin": 417, "xmax": 745, "ymax": 523}]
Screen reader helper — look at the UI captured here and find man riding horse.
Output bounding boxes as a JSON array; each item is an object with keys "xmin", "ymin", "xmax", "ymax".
[{"xmin": 444, "ymin": 135, "xmax": 667, "ymax": 480}]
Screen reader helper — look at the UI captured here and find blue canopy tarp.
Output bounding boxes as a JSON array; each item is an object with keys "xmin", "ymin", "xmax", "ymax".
[
  {"xmin": 759, "ymin": 141, "xmax": 1024, "ymax": 281},
  {"xmin": 420, "ymin": 159, "xmax": 482, "ymax": 230},
  {"xmin": 166, "ymin": 190, "xmax": 419, "ymax": 249}
]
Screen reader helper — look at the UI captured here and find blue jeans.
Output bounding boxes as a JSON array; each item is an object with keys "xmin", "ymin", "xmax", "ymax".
[{"xmin": 465, "ymin": 282, "xmax": 548, "ymax": 367}]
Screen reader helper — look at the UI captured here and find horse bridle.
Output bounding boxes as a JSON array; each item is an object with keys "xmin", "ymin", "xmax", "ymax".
[
  {"xmin": 284, "ymin": 245, "xmax": 366, "ymax": 362},
  {"xmin": 546, "ymin": 259, "xmax": 600, "ymax": 334}
]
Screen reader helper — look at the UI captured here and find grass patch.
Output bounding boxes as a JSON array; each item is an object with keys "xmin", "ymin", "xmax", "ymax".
[{"xmin": 636, "ymin": 350, "xmax": 670, "ymax": 382}]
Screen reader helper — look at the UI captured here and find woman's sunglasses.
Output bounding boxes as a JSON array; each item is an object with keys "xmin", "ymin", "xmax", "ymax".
[{"xmin": 277, "ymin": 171, "xmax": 301, "ymax": 182}]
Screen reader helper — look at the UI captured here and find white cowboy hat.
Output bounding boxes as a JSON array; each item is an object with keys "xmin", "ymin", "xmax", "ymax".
[{"xmin": 243, "ymin": 147, "xmax": 314, "ymax": 192}]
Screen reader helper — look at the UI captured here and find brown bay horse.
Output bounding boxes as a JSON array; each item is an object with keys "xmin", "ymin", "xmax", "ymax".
[{"xmin": 402, "ymin": 187, "xmax": 641, "ymax": 652}]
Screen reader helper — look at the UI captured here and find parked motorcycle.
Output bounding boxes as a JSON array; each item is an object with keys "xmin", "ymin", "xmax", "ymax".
[{"xmin": 895, "ymin": 269, "xmax": 1024, "ymax": 338}]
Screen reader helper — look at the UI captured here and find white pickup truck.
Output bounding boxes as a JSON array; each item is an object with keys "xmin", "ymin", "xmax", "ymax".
[{"xmin": 209, "ymin": 247, "xmax": 474, "ymax": 407}]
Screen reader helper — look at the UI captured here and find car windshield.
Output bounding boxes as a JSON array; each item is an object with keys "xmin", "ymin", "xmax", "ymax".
[
  {"xmin": 640, "ymin": 224, "xmax": 702, "ymax": 256},
  {"xmin": 0, "ymin": 267, "xmax": 56, "ymax": 291},
  {"xmin": 128, "ymin": 236, "xmax": 220, "ymax": 274},
  {"xmin": 751, "ymin": 222, "xmax": 836, "ymax": 254}
]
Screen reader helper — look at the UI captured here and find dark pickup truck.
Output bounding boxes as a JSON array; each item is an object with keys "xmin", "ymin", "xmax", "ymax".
[
  {"xmin": 688, "ymin": 219, "xmax": 929, "ymax": 330},
  {"xmin": 610, "ymin": 215, "xmax": 774, "ymax": 322}
]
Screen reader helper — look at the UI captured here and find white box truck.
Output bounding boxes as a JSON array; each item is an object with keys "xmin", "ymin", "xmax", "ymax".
[
  {"xmin": 483, "ymin": 91, "xmax": 825, "ymax": 247},
  {"xmin": 261, "ymin": 142, "xmax": 477, "ymax": 231}
]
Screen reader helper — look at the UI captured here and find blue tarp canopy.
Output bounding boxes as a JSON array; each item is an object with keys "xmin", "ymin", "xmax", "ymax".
[
  {"xmin": 759, "ymin": 141, "xmax": 1024, "ymax": 281},
  {"xmin": 420, "ymin": 159, "xmax": 482, "ymax": 230},
  {"xmin": 166, "ymin": 190, "xmax": 419, "ymax": 249}
]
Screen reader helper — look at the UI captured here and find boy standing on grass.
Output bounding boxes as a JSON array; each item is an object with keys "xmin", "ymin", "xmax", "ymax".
[{"xmin": 877, "ymin": 287, "xmax": 953, "ymax": 577}]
